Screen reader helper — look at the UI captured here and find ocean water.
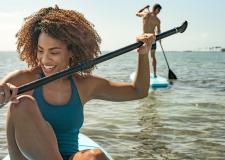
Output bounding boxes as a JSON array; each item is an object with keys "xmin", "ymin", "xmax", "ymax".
[{"xmin": 0, "ymin": 51, "xmax": 225, "ymax": 159}]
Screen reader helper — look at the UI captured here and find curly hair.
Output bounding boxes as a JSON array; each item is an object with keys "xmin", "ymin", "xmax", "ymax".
[{"xmin": 16, "ymin": 5, "xmax": 101, "ymax": 74}]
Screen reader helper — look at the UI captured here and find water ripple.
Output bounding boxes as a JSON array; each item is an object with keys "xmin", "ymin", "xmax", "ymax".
[{"xmin": 1, "ymin": 52, "xmax": 225, "ymax": 159}]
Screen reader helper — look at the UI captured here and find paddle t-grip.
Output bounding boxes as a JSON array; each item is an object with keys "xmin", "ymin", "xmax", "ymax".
[{"xmin": 138, "ymin": 5, "xmax": 150, "ymax": 13}]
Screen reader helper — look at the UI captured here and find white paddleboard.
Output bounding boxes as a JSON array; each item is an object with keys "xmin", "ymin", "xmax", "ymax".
[
  {"xmin": 2, "ymin": 133, "xmax": 113, "ymax": 160},
  {"xmin": 130, "ymin": 72, "xmax": 169, "ymax": 89}
]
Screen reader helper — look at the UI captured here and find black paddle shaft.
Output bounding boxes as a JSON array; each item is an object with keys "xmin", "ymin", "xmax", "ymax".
[
  {"xmin": 138, "ymin": 5, "xmax": 150, "ymax": 13},
  {"xmin": 160, "ymin": 43, "xmax": 170, "ymax": 68},
  {"xmin": 17, "ymin": 21, "xmax": 188, "ymax": 94},
  {"xmin": 160, "ymin": 43, "xmax": 177, "ymax": 79}
]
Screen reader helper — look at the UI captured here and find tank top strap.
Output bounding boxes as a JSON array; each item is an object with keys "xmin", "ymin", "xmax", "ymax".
[{"xmin": 68, "ymin": 76, "xmax": 82, "ymax": 106}]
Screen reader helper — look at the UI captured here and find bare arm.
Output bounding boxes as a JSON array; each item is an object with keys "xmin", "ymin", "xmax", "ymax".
[
  {"xmin": 136, "ymin": 5, "xmax": 150, "ymax": 17},
  {"xmin": 156, "ymin": 20, "xmax": 161, "ymax": 43},
  {"xmin": 136, "ymin": 11, "xmax": 148, "ymax": 17},
  {"xmin": 91, "ymin": 54, "xmax": 149, "ymax": 101},
  {"xmin": 89, "ymin": 34, "xmax": 155, "ymax": 102},
  {"xmin": 156, "ymin": 20, "xmax": 161, "ymax": 34},
  {"xmin": 0, "ymin": 70, "xmax": 36, "ymax": 107},
  {"xmin": 0, "ymin": 70, "xmax": 22, "ymax": 107}
]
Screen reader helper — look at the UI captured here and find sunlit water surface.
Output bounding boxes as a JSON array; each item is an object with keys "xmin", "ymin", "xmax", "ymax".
[{"xmin": 0, "ymin": 51, "xmax": 225, "ymax": 159}]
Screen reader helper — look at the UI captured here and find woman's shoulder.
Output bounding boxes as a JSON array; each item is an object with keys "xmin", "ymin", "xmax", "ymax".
[
  {"xmin": 73, "ymin": 73, "xmax": 110, "ymax": 94},
  {"xmin": 73, "ymin": 73, "xmax": 105, "ymax": 83},
  {"xmin": 73, "ymin": 73, "xmax": 107, "ymax": 91},
  {"xmin": 1, "ymin": 68, "xmax": 40, "ymax": 86},
  {"xmin": 72, "ymin": 74, "xmax": 109, "ymax": 102}
]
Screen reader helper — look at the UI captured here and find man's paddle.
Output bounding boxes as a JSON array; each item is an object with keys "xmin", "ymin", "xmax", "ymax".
[
  {"xmin": 160, "ymin": 43, "xmax": 177, "ymax": 79},
  {"xmin": 17, "ymin": 21, "xmax": 188, "ymax": 95},
  {"xmin": 138, "ymin": 5, "xmax": 150, "ymax": 13}
]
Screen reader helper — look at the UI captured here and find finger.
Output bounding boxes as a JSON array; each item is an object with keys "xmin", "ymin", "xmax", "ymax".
[
  {"xmin": 136, "ymin": 34, "xmax": 146, "ymax": 41},
  {"xmin": 11, "ymin": 97, "xmax": 20, "ymax": 104},
  {"xmin": 0, "ymin": 88, "xmax": 5, "ymax": 104},
  {"xmin": 146, "ymin": 35, "xmax": 156, "ymax": 46},
  {"xmin": 7, "ymin": 83, "xmax": 18, "ymax": 100},
  {"xmin": 136, "ymin": 34, "xmax": 155, "ymax": 54},
  {"xmin": 9, "ymin": 88, "xmax": 18, "ymax": 101},
  {"xmin": 137, "ymin": 33, "xmax": 154, "ymax": 43},
  {"xmin": 2, "ymin": 85, "xmax": 10, "ymax": 103},
  {"xmin": 2, "ymin": 85, "xmax": 11, "ymax": 104}
]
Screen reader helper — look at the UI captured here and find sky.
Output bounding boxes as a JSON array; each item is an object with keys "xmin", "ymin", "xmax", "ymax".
[{"xmin": 0, "ymin": 0, "xmax": 225, "ymax": 51}]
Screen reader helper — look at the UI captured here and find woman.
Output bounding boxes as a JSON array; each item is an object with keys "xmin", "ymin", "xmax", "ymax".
[{"xmin": 0, "ymin": 5, "xmax": 155, "ymax": 160}]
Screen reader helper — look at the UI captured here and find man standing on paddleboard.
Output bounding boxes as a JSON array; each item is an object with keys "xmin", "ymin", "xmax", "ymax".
[{"xmin": 136, "ymin": 3, "xmax": 162, "ymax": 78}]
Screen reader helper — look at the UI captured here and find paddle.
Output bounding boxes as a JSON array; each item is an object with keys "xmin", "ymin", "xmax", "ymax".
[
  {"xmin": 138, "ymin": 5, "xmax": 150, "ymax": 13},
  {"xmin": 160, "ymin": 43, "xmax": 177, "ymax": 79},
  {"xmin": 17, "ymin": 21, "xmax": 188, "ymax": 95}
]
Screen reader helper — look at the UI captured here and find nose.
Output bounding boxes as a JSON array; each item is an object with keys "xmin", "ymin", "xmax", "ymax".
[{"xmin": 40, "ymin": 52, "xmax": 51, "ymax": 64}]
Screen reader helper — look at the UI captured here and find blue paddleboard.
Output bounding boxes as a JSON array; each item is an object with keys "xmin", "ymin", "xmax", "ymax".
[{"xmin": 130, "ymin": 72, "xmax": 169, "ymax": 89}]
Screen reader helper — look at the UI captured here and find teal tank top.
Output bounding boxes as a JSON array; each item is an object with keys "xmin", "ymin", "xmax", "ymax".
[{"xmin": 32, "ymin": 74, "xmax": 84, "ymax": 158}]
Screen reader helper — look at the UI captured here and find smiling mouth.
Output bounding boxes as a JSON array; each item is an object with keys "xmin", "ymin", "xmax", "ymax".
[{"xmin": 42, "ymin": 65, "xmax": 56, "ymax": 74}]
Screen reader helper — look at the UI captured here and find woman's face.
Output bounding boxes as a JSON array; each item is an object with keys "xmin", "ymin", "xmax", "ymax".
[{"xmin": 37, "ymin": 32, "xmax": 71, "ymax": 76}]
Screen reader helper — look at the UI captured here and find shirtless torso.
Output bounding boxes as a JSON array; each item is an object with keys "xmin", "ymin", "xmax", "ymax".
[{"xmin": 143, "ymin": 12, "xmax": 160, "ymax": 34}]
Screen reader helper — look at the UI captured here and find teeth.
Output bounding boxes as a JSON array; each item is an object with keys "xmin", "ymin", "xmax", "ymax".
[{"xmin": 43, "ymin": 65, "xmax": 55, "ymax": 69}]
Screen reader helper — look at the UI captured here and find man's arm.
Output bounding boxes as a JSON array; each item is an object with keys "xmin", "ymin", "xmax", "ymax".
[
  {"xmin": 138, "ymin": 5, "xmax": 150, "ymax": 13},
  {"xmin": 136, "ymin": 11, "xmax": 148, "ymax": 17},
  {"xmin": 156, "ymin": 20, "xmax": 161, "ymax": 43},
  {"xmin": 136, "ymin": 5, "xmax": 150, "ymax": 17},
  {"xmin": 156, "ymin": 20, "xmax": 161, "ymax": 34}
]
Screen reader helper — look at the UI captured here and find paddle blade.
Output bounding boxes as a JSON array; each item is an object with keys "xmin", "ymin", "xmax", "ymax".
[
  {"xmin": 168, "ymin": 69, "xmax": 177, "ymax": 80},
  {"xmin": 178, "ymin": 21, "xmax": 188, "ymax": 33}
]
